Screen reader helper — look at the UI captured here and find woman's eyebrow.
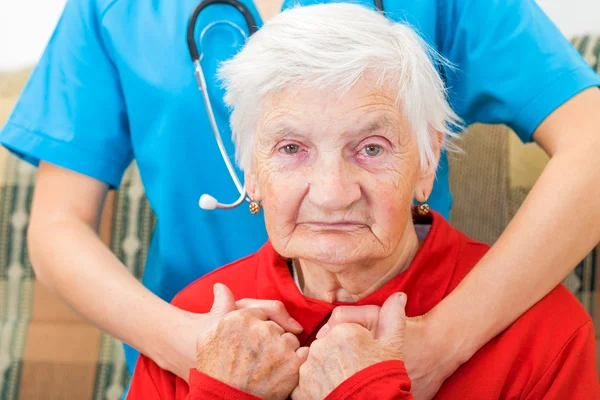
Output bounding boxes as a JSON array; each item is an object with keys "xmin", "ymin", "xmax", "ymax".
[
  {"xmin": 342, "ymin": 115, "xmax": 397, "ymax": 139},
  {"xmin": 261, "ymin": 123, "xmax": 306, "ymax": 142}
]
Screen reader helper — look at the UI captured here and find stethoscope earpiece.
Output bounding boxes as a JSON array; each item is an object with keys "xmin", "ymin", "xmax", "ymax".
[{"xmin": 199, "ymin": 194, "xmax": 218, "ymax": 210}]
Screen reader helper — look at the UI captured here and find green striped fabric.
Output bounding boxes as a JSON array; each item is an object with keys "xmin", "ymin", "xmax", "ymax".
[{"xmin": 0, "ymin": 155, "xmax": 36, "ymax": 400}]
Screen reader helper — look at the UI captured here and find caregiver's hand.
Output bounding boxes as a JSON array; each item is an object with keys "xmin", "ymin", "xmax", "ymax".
[
  {"xmin": 319, "ymin": 295, "xmax": 458, "ymax": 400},
  {"xmin": 168, "ymin": 283, "xmax": 303, "ymax": 381},
  {"xmin": 291, "ymin": 293, "xmax": 407, "ymax": 399},
  {"xmin": 196, "ymin": 283, "xmax": 307, "ymax": 399}
]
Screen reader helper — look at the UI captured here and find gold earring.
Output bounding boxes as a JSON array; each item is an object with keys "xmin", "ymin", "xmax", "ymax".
[
  {"xmin": 249, "ymin": 200, "xmax": 261, "ymax": 215},
  {"xmin": 417, "ymin": 201, "xmax": 430, "ymax": 216}
]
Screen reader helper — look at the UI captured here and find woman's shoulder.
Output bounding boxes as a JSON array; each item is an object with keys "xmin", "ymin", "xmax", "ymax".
[
  {"xmin": 169, "ymin": 245, "xmax": 272, "ymax": 313},
  {"xmin": 427, "ymin": 213, "xmax": 492, "ymax": 291}
]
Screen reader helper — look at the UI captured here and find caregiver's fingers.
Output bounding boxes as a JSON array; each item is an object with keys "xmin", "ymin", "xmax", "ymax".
[
  {"xmin": 209, "ymin": 283, "xmax": 237, "ymax": 317},
  {"xmin": 376, "ymin": 293, "xmax": 408, "ymax": 342},
  {"xmin": 237, "ymin": 298, "xmax": 303, "ymax": 333},
  {"xmin": 265, "ymin": 320, "xmax": 286, "ymax": 336},
  {"xmin": 235, "ymin": 307, "xmax": 268, "ymax": 321},
  {"xmin": 317, "ymin": 305, "xmax": 381, "ymax": 338}
]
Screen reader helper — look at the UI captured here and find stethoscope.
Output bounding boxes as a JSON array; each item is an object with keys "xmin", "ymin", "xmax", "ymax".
[{"xmin": 187, "ymin": 0, "xmax": 384, "ymax": 211}]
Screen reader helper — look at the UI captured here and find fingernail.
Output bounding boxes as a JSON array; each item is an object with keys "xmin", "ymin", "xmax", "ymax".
[
  {"xmin": 316, "ymin": 323, "xmax": 329, "ymax": 339},
  {"xmin": 397, "ymin": 293, "xmax": 407, "ymax": 307},
  {"xmin": 289, "ymin": 318, "xmax": 303, "ymax": 332}
]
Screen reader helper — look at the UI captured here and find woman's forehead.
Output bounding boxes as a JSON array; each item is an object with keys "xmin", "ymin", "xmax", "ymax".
[
  {"xmin": 260, "ymin": 84, "xmax": 404, "ymax": 133},
  {"xmin": 264, "ymin": 79, "xmax": 396, "ymax": 110},
  {"xmin": 259, "ymin": 99, "xmax": 407, "ymax": 146}
]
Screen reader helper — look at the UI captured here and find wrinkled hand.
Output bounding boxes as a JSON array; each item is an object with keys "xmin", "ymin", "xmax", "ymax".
[
  {"xmin": 196, "ymin": 284, "xmax": 307, "ymax": 399},
  {"xmin": 162, "ymin": 283, "xmax": 302, "ymax": 382},
  {"xmin": 291, "ymin": 293, "xmax": 407, "ymax": 399},
  {"xmin": 316, "ymin": 294, "xmax": 460, "ymax": 400}
]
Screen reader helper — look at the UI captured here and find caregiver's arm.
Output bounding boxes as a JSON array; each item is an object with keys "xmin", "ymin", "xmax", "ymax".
[
  {"xmin": 27, "ymin": 162, "xmax": 300, "ymax": 380},
  {"xmin": 27, "ymin": 161, "xmax": 206, "ymax": 378},
  {"xmin": 419, "ymin": 87, "xmax": 600, "ymax": 391}
]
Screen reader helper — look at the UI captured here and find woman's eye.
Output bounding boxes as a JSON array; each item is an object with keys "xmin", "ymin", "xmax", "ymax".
[
  {"xmin": 360, "ymin": 144, "xmax": 382, "ymax": 157},
  {"xmin": 281, "ymin": 144, "xmax": 300, "ymax": 154}
]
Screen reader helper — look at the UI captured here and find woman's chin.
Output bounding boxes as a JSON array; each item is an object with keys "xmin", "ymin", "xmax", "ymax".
[{"xmin": 291, "ymin": 234, "xmax": 373, "ymax": 266}]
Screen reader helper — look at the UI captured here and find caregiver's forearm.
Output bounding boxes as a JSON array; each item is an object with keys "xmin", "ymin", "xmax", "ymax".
[
  {"xmin": 432, "ymin": 88, "xmax": 600, "ymax": 361},
  {"xmin": 28, "ymin": 215, "xmax": 189, "ymax": 371}
]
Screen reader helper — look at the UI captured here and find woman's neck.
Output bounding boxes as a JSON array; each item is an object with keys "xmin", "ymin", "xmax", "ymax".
[{"xmin": 295, "ymin": 223, "xmax": 420, "ymax": 303}]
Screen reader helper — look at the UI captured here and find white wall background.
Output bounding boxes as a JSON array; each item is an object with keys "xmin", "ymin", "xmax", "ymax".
[
  {"xmin": 0, "ymin": 0, "xmax": 598, "ymax": 72},
  {"xmin": 0, "ymin": 0, "xmax": 68, "ymax": 71},
  {"xmin": 537, "ymin": 0, "xmax": 600, "ymax": 37}
]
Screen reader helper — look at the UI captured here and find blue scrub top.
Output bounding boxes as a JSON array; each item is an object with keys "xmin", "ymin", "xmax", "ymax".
[{"xmin": 1, "ymin": 0, "xmax": 599, "ymax": 376}]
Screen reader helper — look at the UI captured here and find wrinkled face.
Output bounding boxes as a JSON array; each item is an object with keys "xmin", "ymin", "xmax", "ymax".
[{"xmin": 247, "ymin": 78, "xmax": 437, "ymax": 267}]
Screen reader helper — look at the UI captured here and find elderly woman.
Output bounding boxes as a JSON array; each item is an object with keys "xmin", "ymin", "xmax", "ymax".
[{"xmin": 127, "ymin": 4, "xmax": 597, "ymax": 399}]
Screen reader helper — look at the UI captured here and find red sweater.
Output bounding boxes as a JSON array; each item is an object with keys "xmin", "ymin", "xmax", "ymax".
[{"xmin": 127, "ymin": 213, "xmax": 599, "ymax": 399}]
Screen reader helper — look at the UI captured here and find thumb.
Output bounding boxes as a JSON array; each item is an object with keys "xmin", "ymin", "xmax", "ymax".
[
  {"xmin": 209, "ymin": 283, "xmax": 236, "ymax": 317},
  {"xmin": 376, "ymin": 292, "xmax": 407, "ymax": 343}
]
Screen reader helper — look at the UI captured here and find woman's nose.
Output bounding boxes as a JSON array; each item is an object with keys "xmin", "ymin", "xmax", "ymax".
[{"xmin": 307, "ymin": 158, "xmax": 361, "ymax": 212}]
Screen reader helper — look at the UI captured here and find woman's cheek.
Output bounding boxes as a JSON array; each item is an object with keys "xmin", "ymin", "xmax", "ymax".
[
  {"xmin": 260, "ymin": 173, "xmax": 305, "ymax": 249},
  {"xmin": 260, "ymin": 169, "xmax": 302, "ymax": 216},
  {"xmin": 369, "ymin": 171, "xmax": 413, "ymax": 218}
]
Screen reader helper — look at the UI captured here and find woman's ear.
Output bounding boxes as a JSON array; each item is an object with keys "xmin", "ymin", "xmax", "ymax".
[
  {"xmin": 414, "ymin": 131, "xmax": 443, "ymax": 202},
  {"xmin": 245, "ymin": 170, "xmax": 261, "ymax": 201}
]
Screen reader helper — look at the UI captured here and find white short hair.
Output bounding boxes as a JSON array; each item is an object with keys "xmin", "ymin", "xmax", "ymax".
[{"xmin": 218, "ymin": 3, "xmax": 462, "ymax": 172}]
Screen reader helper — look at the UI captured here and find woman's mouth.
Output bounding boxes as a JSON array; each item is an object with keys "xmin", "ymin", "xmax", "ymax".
[{"xmin": 299, "ymin": 221, "xmax": 367, "ymax": 231}]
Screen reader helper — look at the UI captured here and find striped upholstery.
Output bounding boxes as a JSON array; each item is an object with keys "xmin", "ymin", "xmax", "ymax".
[{"xmin": 0, "ymin": 35, "xmax": 598, "ymax": 399}]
